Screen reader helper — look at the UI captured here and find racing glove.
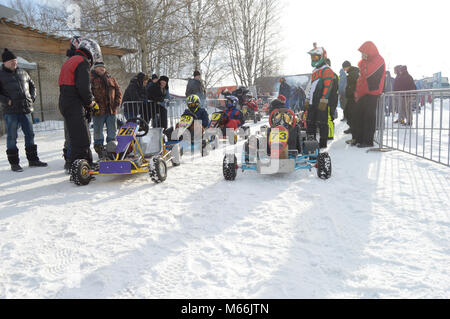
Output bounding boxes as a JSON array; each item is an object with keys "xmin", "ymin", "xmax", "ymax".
[{"xmin": 318, "ymin": 99, "xmax": 328, "ymax": 112}]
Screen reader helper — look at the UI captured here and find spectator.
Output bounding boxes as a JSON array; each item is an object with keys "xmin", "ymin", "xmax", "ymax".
[
  {"xmin": 59, "ymin": 38, "xmax": 103, "ymax": 169},
  {"xmin": 343, "ymin": 61, "xmax": 360, "ymax": 141},
  {"xmin": 291, "ymin": 86, "xmax": 306, "ymax": 112},
  {"xmin": 90, "ymin": 61, "xmax": 122, "ymax": 157},
  {"xmin": 279, "ymin": 77, "xmax": 291, "ymax": 108},
  {"xmin": 394, "ymin": 65, "xmax": 416, "ymax": 126},
  {"xmin": 186, "ymin": 71, "xmax": 206, "ymax": 106},
  {"xmin": 1, "ymin": 48, "xmax": 47, "ymax": 172},
  {"xmin": 339, "ymin": 61, "xmax": 349, "ymax": 120},
  {"xmin": 383, "ymin": 70, "xmax": 394, "ymax": 116},
  {"xmin": 148, "ymin": 75, "xmax": 170, "ymax": 129},
  {"xmin": 353, "ymin": 41, "xmax": 386, "ymax": 148},
  {"xmin": 122, "ymin": 72, "xmax": 149, "ymax": 120}
]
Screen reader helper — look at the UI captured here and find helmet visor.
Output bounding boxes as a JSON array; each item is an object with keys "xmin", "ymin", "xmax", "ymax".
[{"xmin": 311, "ymin": 55, "xmax": 321, "ymax": 62}]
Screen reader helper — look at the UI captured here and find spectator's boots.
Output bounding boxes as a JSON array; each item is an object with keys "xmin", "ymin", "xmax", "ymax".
[
  {"xmin": 7, "ymin": 148, "xmax": 23, "ymax": 172},
  {"xmin": 94, "ymin": 145, "xmax": 105, "ymax": 159},
  {"xmin": 346, "ymin": 139, "xmax": 355, "ymax": 145},
  {"xmin": 25, "ymin": 145, "xmax": 48, "ymax": 167},
  {"xmin": 344, "ymin": 129, "xmax": 352, "ymax": 134}
]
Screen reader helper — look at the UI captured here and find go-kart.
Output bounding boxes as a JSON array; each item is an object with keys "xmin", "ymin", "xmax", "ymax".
[
  {"xmin": 208, "ymin": 111, "xmax": 250, "ymax": 149},
  {"xmin": 223, "ymin": 108, "xmax": 332, "ymax": 181},
  {"xmin": 242, "ymin": 100, "xmax": 262, "ymax": 124},
  {"xmin": 165, "ymin": 112, "xmax": 211, "ymax": 162},
  {"xmin": 70, "ymin": 118, "xmax": 171, "ymax": 186}
]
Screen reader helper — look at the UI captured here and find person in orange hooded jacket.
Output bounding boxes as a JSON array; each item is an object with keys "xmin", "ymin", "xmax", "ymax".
[{"xmin": 352, "ymin": 41, "xmax": 386, "ymax": 148}]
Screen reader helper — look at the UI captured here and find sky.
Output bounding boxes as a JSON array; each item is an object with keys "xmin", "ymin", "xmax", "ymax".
[{"xmin": 280, "ymin": 0, "xmax": 450, "ymax": 79}]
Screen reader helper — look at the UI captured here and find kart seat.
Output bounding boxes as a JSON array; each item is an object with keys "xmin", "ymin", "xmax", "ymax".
[{"xmin": 136, "ymin": 128, "xmax": 164, "ymax": 158}]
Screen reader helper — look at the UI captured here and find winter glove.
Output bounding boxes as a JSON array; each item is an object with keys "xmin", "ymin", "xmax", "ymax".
[
  {"xmin": 92, "ymin": 102, "xmax": 100, "ymax": 116},
  {"xmin": 318, "ymin": 99, "xmax": 328, "ymax": 112}
]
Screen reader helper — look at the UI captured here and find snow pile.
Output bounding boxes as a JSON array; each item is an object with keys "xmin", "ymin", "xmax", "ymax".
[{"xmin": 0, "ymin": 114, "xmax": 449, "ymax": 298}]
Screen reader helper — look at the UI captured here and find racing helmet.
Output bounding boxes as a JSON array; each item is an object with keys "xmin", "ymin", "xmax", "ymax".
[
  {"xmin": 307, "ymin": 43, "xmax": 327, "ymax": 68},
  {"xmin": 78, "ymin": 38, "xmax": 103, "ymax": 66},
  {"xmin": 70, "ymin": 36, "xmax": 83, "ymax": 50},
  {"xmin": 226, "ymin": 96, "xmax": 239, "ymax": 109},
  {"xmin": 186, "ymin": 94, "xmax": 201, "ymax": 113}
]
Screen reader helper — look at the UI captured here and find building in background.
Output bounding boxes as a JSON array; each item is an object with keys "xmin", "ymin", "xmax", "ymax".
[{"xmin": 0, "ymin": 10, "xmax": 135, "ymax": 136}]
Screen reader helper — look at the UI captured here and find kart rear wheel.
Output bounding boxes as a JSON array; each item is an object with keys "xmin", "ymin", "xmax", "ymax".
[
  {"xmin": 317, "ymin": 152, "xmax": 332, "ymax": 180},
  {"xmin": 223, "ymin": 154, "xmax": 237, "ymax": 181},
  {"xmin": 150, "ymin": 157, "xmax": 168, "ymax": 183},
  {"xmin": 70, "ymin": 159, "xmax": 92, "ymax": 186}
]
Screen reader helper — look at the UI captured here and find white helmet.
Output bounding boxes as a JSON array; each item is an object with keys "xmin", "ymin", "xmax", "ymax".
[{"xmin": 78, "ymin": 38, "xmax": 103, "ymax": 65}]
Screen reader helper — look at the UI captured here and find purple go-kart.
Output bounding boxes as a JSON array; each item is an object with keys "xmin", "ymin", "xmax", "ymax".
[{"xmin": 70, "ymin": 118, "xmax": 171, "ymax": 186}]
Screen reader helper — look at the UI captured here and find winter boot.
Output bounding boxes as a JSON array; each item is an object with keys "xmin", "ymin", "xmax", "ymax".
[
  {"xmin": 63, "ymin": 148, "xmax": 71, "ymax": 172},
  {"xmin": 25, "ymin": 145, "xmax": 48, "ymax": 167},
  {"xmin": 7, "ymin": 148, "xmax": 23, "ymax": 172},
  {"xmin": 94, "ymin": 144, "xmax": 105, "ymax": 159}
]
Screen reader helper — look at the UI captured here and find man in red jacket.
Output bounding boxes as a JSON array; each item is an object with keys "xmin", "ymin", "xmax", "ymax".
[
  {"xmin": 58, "ymin": 38, "xmax": 103, "ymax": 169},
  {"xmin": 353, "ymin": 41, "xmax": 386, "ymax": 148}
]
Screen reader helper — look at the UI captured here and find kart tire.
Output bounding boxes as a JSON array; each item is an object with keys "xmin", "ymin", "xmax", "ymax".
[
  {"xmin": 223, "ymin": 154, "xmax": 237, "ymax": 181},
  {"xmin": 150, "ymin": 157, "xmax": 168, "ymax": 183},
  {"xmin": 317, "ymin": 152, "xmax": 332, "ymax": 180},
  {"xmin": 70, "ymin": 159, "xmax": 92, "ymax": 186},
  {"xmin": 172, "ymin": 144, "xmax": 181, "ymax": 167}
]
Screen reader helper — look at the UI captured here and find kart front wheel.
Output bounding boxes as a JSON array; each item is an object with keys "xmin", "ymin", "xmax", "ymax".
[
  {"xmin": 223, "ymin": 154, "xmax": 237, "ymax": 181},
  {"xmin": 317, "ymin": 152, "xmax": 332, "ymax": 180},
  {"xmin": 70, "ymin": 159, "xmax": 92, "ymax": 186},
  {"xmin": 150, "ymin": 157, "xmax": 168, "ymax": 183}
]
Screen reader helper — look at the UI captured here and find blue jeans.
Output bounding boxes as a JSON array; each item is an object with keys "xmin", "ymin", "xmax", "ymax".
[
  {"xmin": 4, "ymin": 113, "xmax": 35, "ymax": 150},
  {"xmin": 93, "ymin": 114, "xmax": 117, "ymax": 146}
]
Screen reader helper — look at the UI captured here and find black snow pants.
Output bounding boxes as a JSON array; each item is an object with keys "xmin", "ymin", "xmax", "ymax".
[
  {"xmin": 306, "ymin": 104, "xmax": 329, "ymax": 148},
  {"xmin": 353, "ymin": 94, "xmax": 379, "ymax": 146}
]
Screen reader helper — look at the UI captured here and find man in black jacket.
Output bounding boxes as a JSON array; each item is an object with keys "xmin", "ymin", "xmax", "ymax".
[
  {"xmin": 343, "ymin": 61, "xmax": 359, "ymax": 139},
  {"xmin": 58, "ymin": 38, "xmax": 102, "ymax": 169},
  {"xmin": 0, "ymin": 48, "xmax": 47, "ymax": 172},
  {"xmin": 185, "ymin": 71, "xmax": 206, "ymax": 106},
  {"xmin": 147, "ymin": 75, "xmax": 170, "ymax": 129},
  {"xmin": 279, "ymin": 78, "xmax": 291, "ymax": 108}
]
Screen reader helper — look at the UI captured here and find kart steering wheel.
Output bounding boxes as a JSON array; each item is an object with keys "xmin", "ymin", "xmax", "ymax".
[
  {"xmin": 269, "ymin": 108, "xmax": 297, "ymax": 128},
  {"xmin": 126, "ymin": 117, "xmax": 149, "ymax": 137}
]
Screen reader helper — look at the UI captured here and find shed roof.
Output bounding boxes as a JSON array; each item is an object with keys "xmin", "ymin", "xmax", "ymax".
[{"xmin": 0, "ymin": 17, "xmax": 136, "ymax": 57}]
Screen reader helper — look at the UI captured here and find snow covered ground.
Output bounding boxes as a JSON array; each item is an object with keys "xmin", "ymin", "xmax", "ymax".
[{"xmin": 0, "ymin": 115, "xmax": 449, "ymax": 299}]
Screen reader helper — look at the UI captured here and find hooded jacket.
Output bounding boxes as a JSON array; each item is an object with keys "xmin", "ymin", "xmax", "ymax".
[
  {"xmin": 0, "ymin": 65, "xmax": 36, "ymax": 114},
  {"xmin": 90, "ymin": 70, "xmax": 122, "ymax": 115},
  {"xmin": 394, "ymin": 66, "xmax": 417, "ymax": 92},
  {"xmin": 355, "ymin": 41, "xmax": 386, "ymax": 101}
]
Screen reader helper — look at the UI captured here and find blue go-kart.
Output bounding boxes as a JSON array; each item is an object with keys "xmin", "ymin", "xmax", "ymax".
[{"xmin": 223, "ymin": 109, "xmax": 332, "ymax": 181}]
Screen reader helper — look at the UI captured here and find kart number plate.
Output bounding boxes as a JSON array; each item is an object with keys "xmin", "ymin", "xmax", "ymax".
[
  {"xmin": 270, "ymin": 131, "xmax": 288, "ymax": 143},
  {"xmin": 119, "ymin": 127, "xmax": 136, "ymax": 136},
  {"xmin": 179, "ymin": 115, "xmax": 194, "ymax": 127},
  {"xmin": 211, "ymin": 113, "xmax": 222, "ymax": 121}
]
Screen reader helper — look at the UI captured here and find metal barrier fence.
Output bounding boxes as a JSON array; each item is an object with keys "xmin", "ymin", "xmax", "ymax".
[
  {"xmin": 119, "ymin": 98, "xmax": 226, "ymax": 129},
  {"xmin": 375, "ymin": 89, "xmax": 450, "ymax": 167},
  {"xmin": 0, "ymin": 98, "xmax": 227, "ymax": 137}
]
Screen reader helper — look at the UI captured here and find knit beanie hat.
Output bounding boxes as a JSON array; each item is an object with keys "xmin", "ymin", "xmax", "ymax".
[
  {"xmin": 2, "ymin": 48, "xmax": 17, "ymax": 62},
  {"xmin": 94, "ymin": 61, "xmax": 105, "ymax": 68},
  {"xmin": 159, "ymin": 75, "xmax": 169, "ymax": 83},
  {"xmin": 193, "ymin": 70, "xmax": 201, "ymax": 77},
  {"xmin": 152, "ymin": 74, "xmax": 159, "ymax": 80},
  {"xmin": 342, "ymin": 61, "xmax": 351, "ymax": 68}
]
